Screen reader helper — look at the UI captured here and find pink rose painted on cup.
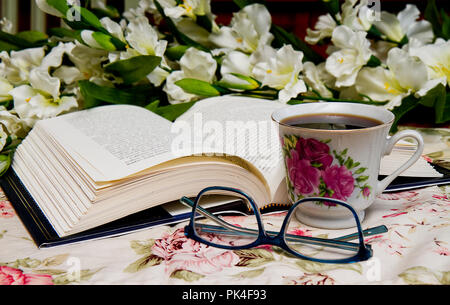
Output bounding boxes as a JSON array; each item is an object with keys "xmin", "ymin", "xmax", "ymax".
[
  {"xmin": 0, "ymin": 266, "xmax": 53, "ymax": 285},
  {"xmin": 286, "ymin": 150, "xmax": 321, "ymax": 196},
  {"xmin": 296, "ymin": 137, "xmax": 333, "ymax": 169},
  {"xmin": 282, "ymin": 135, "xmax": 370, "ymax": 203},
  {"xmin": 322, "ymin": 165, "xmax": 355, "ymax": 200}
]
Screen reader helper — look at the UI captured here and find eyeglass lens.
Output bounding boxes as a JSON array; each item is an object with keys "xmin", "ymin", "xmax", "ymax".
[
  {"xmin": 193, "ymin": 189, "xmax": 259, "ymax": 247},
  {"xmin": 285, "ymin": 199, "xmax": 361, "ymax": 260}
]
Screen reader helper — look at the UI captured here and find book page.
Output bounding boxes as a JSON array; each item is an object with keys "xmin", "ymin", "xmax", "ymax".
[
  {"xmin": 173, "ymin": 96, "xmax": 287, "ymax": 198},
  {"xmin": 38, "ymin": 105, "xmax": 176, "ymax": 181}
]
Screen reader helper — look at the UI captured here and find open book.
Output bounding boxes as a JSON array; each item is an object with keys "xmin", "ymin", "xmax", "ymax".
[{"xmin": 4, "ymin": 96, "xmax": 444, "ymax": 241}]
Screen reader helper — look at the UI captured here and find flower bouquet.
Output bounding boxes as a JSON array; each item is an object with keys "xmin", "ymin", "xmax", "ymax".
[{"xmin": 0, "ymin": 0, "xmax": 448, "ymax": 176}]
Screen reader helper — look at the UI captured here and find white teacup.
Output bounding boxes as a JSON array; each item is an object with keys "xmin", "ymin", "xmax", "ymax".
[{"xmin": 272, "ymin": 103, "xmax": 424, "ymax": 229}]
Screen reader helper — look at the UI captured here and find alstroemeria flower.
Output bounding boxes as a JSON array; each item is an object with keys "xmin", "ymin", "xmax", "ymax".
[
  {"xmin": 0, "ymin": 106, "xmax": 31, "ymax": 139},
  {"xmin": 67, "ymin": 42, "xmax": 109, "ymax": 86},
  {"xmin": 373, "ymin": 4, "xmax": 434, "ymax": 44},
  {"xmin": 209, "ymin": 3, "xmax": 273, "ymax": 53},
  {"xmin": 305, "ymin": 14, "xmax": 337, "ymax": 45},
  {"xmin": 325, "ymin": 25, "xmax": 372, "ymax": 87},
  {"xmin": 355, "ymin": 48, "xmax": 446, "ymax": 109},
  {"xmin": 0, "ymin": 78, "xmax": 13, "ymax": 103},
  {"xmin": 302, "ymin": 62, "xmax": 334, "ymax": 98},
  {"xmin": 164, "ymin": 47, "xmax": 217, "ymax": 104},
  {"xmin": 305, "ymin": 0, "xmax": 373, "ymax": 44},
  {"xmin": 100, "ymin": 16, "xmax": 169, "ymax": 86},
  {"xmin": 253, "ymin": 45, "xmax": 307, "ymax": 103},
  {"xmin": 9, "ymin": 69, "xmax": 78, "ymax": 124},
  {"xmin": 159, "ymin": 0, "xmax": 213, "ymax": 20},
  {"xmin": 409, "ymin": 39, "xmax": 450, "ymax": 86},
  {"xmin": 0, "ymin": 47, "xmax": 45, "ymax": 85}
]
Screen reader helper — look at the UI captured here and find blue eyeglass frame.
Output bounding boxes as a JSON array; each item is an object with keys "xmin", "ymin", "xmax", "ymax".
[{"xmin": 183, "ymin": 186, "xmax": 376, "ymax": 264}]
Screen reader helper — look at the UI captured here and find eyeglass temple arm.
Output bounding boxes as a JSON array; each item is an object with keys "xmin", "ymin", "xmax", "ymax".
[{"xmin": 180, "ymin": 196, "xmax": 387, "ymax": 245}]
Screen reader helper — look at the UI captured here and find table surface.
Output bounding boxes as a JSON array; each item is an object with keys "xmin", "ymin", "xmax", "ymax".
[{"xmin": 0, "ymin": 184, "xmax": 449, "ymax": 285}]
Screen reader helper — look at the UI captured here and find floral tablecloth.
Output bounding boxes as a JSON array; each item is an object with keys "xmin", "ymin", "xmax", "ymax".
[{"xmin": 0, "ymin": 184, "xmax": 449, "ymax": 285}]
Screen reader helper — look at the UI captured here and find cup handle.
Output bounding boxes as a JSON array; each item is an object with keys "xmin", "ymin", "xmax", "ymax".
[{"xmin": 376, "ymin": 130, "xmax": 424, "ymax": 195}]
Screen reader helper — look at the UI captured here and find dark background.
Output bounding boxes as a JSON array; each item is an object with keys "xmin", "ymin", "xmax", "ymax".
[{"xmin": 1, "ymin": 0, "xmax": 447, "ymax": 35}]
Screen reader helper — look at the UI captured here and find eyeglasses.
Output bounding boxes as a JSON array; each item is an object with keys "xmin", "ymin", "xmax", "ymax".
[{"xmin": 180, "ymin": 186, "xmax": 388, "ymax": 264}]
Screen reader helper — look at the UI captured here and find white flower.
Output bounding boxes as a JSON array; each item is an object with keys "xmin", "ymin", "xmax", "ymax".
[
  {"xmin": 341, "ymin": 0, "xmax": 374, "ymax": 31},
  {"xmin": 160, "ymin": 0, "xmax": 213, "ymax": 20},
  {"xmin": 164, "ymin": 47, "xmax": 217, "ymax": 104},
  {"xmin": 221, "ymin": 51, "xmax": 253, "ymax": 77},
  {"xmin": 41, "ymin": 42, "xmax": 76, "ymax": 72},
  {"xmin": 68, "ymin": 42, "xmax": 108, "ymax": 83},
  {"xmin": 100, "ymin": 17, "xmax": 127, "ymax": 43},
  {"xmin": 209, "ymin": 3, "xmax": 273, "ymax": 53},
  {"xmin": 125, "ymin": 17, "xmax": 167, "ymax": 57},
  {"xmin": 0, "ymin": 78, "xmax": 13, "ymax": 103},
  {"xmin": 409, "ymin": 39, "xmax": 450, "ymax": 86},
  {"xmin": 303, "ymin": 62, "xmax": 334, "ymax": 98},
  {"xmin": 0, "ymin": 107, "xmax": 30, "ymax": 139},
  {"xmin": 305, "ymin": 14, "xmax": 337, "ymax": 45},
  {"xmin": 325, "ymin": 25, "xmax": 372, "ymax": 87},
  {"xmin": 115, "ymin": 16, "xmax": 169, "ymax": 86},
  {"xmin": 373, "ymin": 4, "xmax": 434, "ymax": 44},
  {"xmin": 124, "ymin": 0, "xmax": 160, "ymax": 22},
  {"xmin": 305, "ymin": 0, "xmax": 373, "ymax": 45},
  {"xmin": 253, "ymin": 45, "xmax": 307, "ymax": 103},
  {"xmin": 355, "ymin": 48, "xmax": 446, "ymax": 110},
  {"xmin": 0, "ymin": 47, "xmax": 45, "ymax": 85},
  {"xmin": 0, "ymin": 17, "xmax": 13, "ymax": 34},
  {"xmin": 0, "ymin": 127, "xmax": 7, "ymax": 151},
  {"xmin": 9, "ymin": 69, "xmax": 78, "ymax": 124}
]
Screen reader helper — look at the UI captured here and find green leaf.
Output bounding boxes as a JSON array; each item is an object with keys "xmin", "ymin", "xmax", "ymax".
[
  {"xmin": 0, "ymin": 153, "xmax": 11, "ymax": 177},
  {"xmin": 216, "ymin": 73, "xmax": 260, "ymax": 90},
  {"xmin": 124, "ymin": 254, "xmax": 163, "ymax": 273},
  {"xmin": 91, "ymin": 5, "xmax": 120, "ymax": 19},
  {"xmin": 175, "ymin": 78, "xmax": 221, "ymax": 97},
  {"xmin": 48, "ymin": 27, "xmax": 81, "ymax": 40},
  {"xmin": 366, "ymin": 55, "xmax": 382, "ymax": 68},
  {"xmin": 145, "ymin": 100, "xmax": 160, "ymax": 112},
  {"xmin": 152, "ymin": 101, "xmax": 197, "ymax": 122},
  {"xmin": 72, "ymin": 6, "xmax": 104, "ymax": 31},
  {"xmin": 233, "ymin": 268, "xmax": 265, "ymax": 279},
  {"xmin": 15, "ymin": 31, "xmax": 48, "ymax": 44},
  {"xmin": 104, "ymin": 55, "xmax": 162, "ymax": 85},
  {"xmin": 170, "ymin": 269, "xmax": 204, "ymax": 282},
  {"xmin": 418, "ymin": 83, "xmax": 448, "ymax": 124},
  {"xmin": 390, "ymin": 94, "xmax": 421, "ymax": 133},
  {"xmin": 154, "ymin": 0, "xmax": 210, "ymax": 52},
  {"xmin": 78, "ymin": 80, "xmax": 155, "ymax": 108},
  {"xmin": 46, "ymin": 0, "xmax": 70, "ymax": 15},
  {"xmin": 441, "ymin": 9, "xmax": 450, "ymax": 39},
  {"xmin": 0, "ymin": 30, "xmax": 40, "ymax": 49},
  {"xmin": 424, "ymin": 0, "xmax": 443, "ymax": 38},
  {"xmin": 321, "ymin": 0, "xmax": 340, "ymax": 18},
  {"xmin": 196, "ymin": 14, "xmax": 213, "ymax": 32},
  {"xmin": 91, "ymin": 31, "xmax": 116, "ymax": 51},
  {"xmin": 356, "ymin": 175, "xmax": 369, "ymax": 182},
  {"xmin": 233, "ymin": 249, "xmax": 274, "ymax": 268},
  {"xmin": 0, "ymin": 40, "xmax": 19, "ymax": 51},
  {"xmin": 165, "ymin": 45, "xmax": 190, "ymax": 61},
  {"xmin": 354, "ymin": 167, "xmax": 366, "ymax": 174}
]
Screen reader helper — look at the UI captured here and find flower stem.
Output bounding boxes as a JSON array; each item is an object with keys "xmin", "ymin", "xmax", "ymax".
[{"xmin": 290, "ymin": 95, "xmax": 389, "ymax": 105}]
